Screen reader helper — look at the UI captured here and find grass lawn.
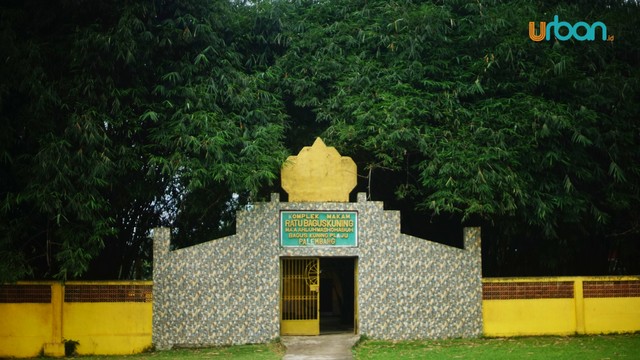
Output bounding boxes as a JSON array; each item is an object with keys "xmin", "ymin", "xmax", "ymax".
[
  {"xmin": 353, "ymin": 334, "xmax": 640, "ymax": 359},
  {"xmin": 55, "ymin": 342, "xmax": 284, "ymax": 359},
  {"xmin": 38, "ymin": 334, "xmax": 639, "ymax": 359}
]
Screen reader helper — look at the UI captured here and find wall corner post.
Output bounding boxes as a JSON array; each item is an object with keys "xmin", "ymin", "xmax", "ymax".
[
  {"xmin": 574, "ymin": 278, "xmax": 586, "ymax": 334},
  {"xmin": 152, "ymin": 227, "xmax": 172, "ymax": 350},
  {"xmin": 43, "ymin": 282, "xmax": 65, "ymax": 357}
]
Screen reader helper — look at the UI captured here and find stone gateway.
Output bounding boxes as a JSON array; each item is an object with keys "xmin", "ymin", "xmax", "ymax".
[{"xmin": 152, "ymin": 138, "xmax": 482, "ymax": 348}]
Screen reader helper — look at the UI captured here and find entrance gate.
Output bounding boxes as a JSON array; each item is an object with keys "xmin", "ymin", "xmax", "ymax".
[
  {"xmin": 280, "ymin": 257, "xmax": 357, "ymax": 335},
  {"xmin": 280, "ymin": 258, "xmax": 320, "ymax": 335}
]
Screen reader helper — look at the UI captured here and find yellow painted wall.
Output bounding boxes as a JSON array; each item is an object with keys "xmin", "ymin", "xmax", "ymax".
[
  {"xmin": 584, "ymin": 298, "xmax": 640, "ymax": 334},
  {"xmin": 63, "ymin": 302, "xmax": 152, "ymax": 355},
  {"xmin": 0, "ymin": 281, "xmax": 151, "ymax": 358},
  {"xmin": 0, "ymin": 303, "xmax": 53, "ymax": 358},
  {"xmin": 483, "ymin": 298, "xmax": 576, "ymax": 336},
  {"xmin": 483, "ymin": 277, "xmax": 640, "ymax": 337}
]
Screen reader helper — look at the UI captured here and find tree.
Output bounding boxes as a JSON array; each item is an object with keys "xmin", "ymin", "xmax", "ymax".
[
  {"xmin": 0, "ymin": 0, "xmax": 288, "ymax": 281},
  {"xmin": 270, "ymin": 0, "xmax": 640, "ymax": 275},
  {"xmin": 1, "ymin": 0, "xmax": 638, "ymax": 281}
]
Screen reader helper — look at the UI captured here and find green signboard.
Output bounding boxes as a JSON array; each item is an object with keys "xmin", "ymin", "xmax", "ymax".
[{"xmin": 280, "ymin": 211, "xmax": 358, "ymax": 247}]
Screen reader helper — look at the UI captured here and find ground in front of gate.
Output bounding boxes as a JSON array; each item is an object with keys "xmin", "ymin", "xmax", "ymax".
[{"xmin": 32, "ymin": 333, "xmax": 640, "ymax": 359}]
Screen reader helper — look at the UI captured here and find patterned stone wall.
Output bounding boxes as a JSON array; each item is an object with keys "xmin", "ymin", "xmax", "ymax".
[{"xmin": 153, "ymin": 193, "xmax": 482, "ymax": 348}]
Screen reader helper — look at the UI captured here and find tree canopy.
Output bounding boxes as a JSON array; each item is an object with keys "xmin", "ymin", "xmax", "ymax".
[{"xmin": 1, "ymin": 0, "xmax": 639, "ymax": 281}]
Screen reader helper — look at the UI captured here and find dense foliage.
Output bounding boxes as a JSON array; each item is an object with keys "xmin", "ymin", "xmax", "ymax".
[
  {"xmin": 272, "ymin": 0, "xmax": 640, "ymax": 275},
  {"xmin": 0, "ymin": 0, "xmax": 288, "ymax": 280},
  {"xmin": 1, "ymin": 0, "xmax": 638, "ymax": 281}
]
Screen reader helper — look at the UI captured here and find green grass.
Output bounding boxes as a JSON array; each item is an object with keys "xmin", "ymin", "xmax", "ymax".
[
  {"xmin": 353, "ymin": 334, "xmax": 640, "ymax": 359},
  {"xmin": 48, "ymin": 342, "xmax": 284, "ymax": 360},
  {"xmin": 39, "ymin": 334, "xmax": 640, "ymax": 359},
  {"xmin": 354, "ymin": 334, "xmax": 640, "ymax": 360}
]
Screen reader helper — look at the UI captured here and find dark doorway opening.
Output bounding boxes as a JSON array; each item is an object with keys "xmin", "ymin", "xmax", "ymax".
[{"xmin": 319, "ymin": 257, "xmax": 356, "ymax": 334}]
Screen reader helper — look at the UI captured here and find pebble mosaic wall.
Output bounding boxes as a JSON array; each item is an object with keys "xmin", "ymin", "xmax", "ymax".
[{"xmin": 153, "ymin": 193, "xmax": 482, "ymax": 348}]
